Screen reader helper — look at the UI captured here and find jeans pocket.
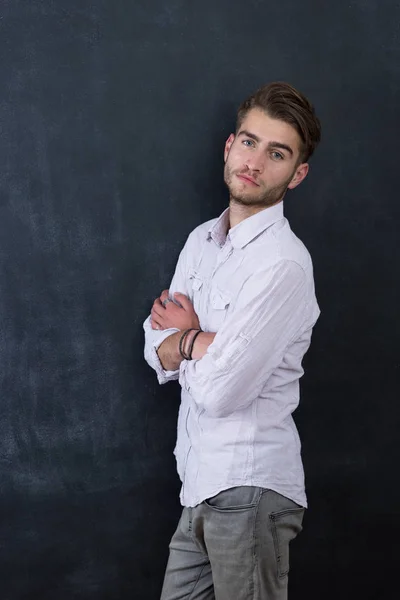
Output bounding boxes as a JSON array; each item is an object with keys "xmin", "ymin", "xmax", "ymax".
[
  {"xmin": 269, "ymin": 507, "xmax": 305, "ymax": 578},
  {"xmin": 204, "ymin": 486, "xmax": 263, "ymax": 512}
]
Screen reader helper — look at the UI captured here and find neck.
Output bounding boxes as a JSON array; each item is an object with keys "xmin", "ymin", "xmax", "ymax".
[{"xmin": 228, "ymin": 198, "xmax": 283, "ymax": 229}]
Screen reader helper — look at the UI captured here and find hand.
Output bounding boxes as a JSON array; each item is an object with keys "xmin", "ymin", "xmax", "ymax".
[{"xmin": 151, "ymin": 289, "xmax": 200, "ymax": 331}]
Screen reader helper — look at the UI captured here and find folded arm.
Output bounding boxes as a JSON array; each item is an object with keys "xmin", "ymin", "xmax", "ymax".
[
  {"xmin": 143, "ymin": 232, "xmax": 216, "ymax": 382},
  {"xmin": 156, "ymin": 329, "xmax": 216, "ymax": 371}
]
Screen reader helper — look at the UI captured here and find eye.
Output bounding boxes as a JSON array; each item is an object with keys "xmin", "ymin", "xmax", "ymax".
[
  {"xmin": 271, "ymin": 151, "xmax": 284, "ymax": 160},
  {"xmin": 242, "ymin": 139, "xmax": 255, "ymax": 148}
]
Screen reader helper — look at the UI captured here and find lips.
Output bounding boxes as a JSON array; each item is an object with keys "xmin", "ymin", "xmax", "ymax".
[{"xmin": 236, "ymin": 173, "xmax": 259, "ymax": 186}]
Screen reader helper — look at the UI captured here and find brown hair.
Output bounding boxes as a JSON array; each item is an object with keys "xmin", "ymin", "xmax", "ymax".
[{"xmin": 236, "ymin": 82, "xmax": 321, "ymax": 162}]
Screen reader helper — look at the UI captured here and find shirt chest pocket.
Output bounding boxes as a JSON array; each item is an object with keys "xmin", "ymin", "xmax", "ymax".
[
  {"xmin": 189, "ymin": 270, "xmax": 203, "ymax": 293},
  {"xmin": 188, "ymin": 269, "xmax": 231, "ymax": 330},
  {"xmin": 209, "ymin": 286, "xmax": 231, "ymax": 330},
  {"xmin": 210, "ymin": 288, "xmax": 231, "ymax": 310}
]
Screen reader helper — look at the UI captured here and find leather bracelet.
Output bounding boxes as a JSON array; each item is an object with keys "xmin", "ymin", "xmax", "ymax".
[
  {"xmin": 179, "ymin": 329, "xmax": 196, "ymax": 360},
  {"xmin": 187, "ymin": 329, "xmax": 202, "ymax": 360}
]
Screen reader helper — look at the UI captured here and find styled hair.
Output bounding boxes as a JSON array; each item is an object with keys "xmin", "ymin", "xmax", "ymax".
[{"xmin": 236, "ymin": 82, "xmax": 321, "ymax": 162}]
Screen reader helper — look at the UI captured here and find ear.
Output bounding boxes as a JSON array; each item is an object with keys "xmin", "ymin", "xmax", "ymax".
[
  {"xmin": 287, "ymin": 162, "xmax": 309, "ymax": 190},
  {"xmin": 224, "ymin": 134, "xmax": 235, "ymax": 163}
]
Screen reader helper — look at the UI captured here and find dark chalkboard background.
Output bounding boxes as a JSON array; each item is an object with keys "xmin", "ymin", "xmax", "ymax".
[{"xmin": 0, "ymin": 1, "xmax": 399, "ymax": 598}]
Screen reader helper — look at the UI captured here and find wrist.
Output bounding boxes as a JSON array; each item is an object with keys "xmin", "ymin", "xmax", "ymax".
[{"xmin": 191, "ymin": 331, "xmax": 216, "ymax": 360}]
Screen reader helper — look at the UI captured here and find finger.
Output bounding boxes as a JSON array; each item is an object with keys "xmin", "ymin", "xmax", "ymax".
[
  {"xmin": 150, "ymin": 317, "xmax": 163, "ymax": 330},
  {"xmin": 152, "ymin": 298, "xmax": 164, "ymax": 314},
  {"xmin": 173, "ymin": 292, "xmax": 191, "ymax": 311},
  {"xmin": 160, "ymin": 289, "xmax": 169, "ymax": 302},
  {"xmin": 151, "ymin": 304, "xmax": 165, "ymax": 320}
]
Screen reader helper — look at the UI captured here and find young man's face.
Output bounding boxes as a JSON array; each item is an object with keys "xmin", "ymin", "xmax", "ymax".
[{"xmin": 224, "ymin": 108, "xmax": 309, "ymax": 209}]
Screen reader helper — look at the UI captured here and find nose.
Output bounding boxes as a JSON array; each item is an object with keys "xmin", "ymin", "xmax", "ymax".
[{"xmin": 245, "ymin": 150, "xmax": 264, "ymax": 173}]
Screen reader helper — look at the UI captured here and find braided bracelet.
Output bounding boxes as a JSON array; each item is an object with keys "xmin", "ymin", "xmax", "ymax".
[
  {"xmin": 179, "ymin": 329, "xmax": 196, "ymax": 360},
  {"xmin": 187, "ymin": 329, "xmax": 202, "ymax": 360}
]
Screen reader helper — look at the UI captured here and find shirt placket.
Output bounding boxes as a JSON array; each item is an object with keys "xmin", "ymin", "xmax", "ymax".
[{"xmin": 211, "ymin": 236, "xmax": 233, "ymax": 279}]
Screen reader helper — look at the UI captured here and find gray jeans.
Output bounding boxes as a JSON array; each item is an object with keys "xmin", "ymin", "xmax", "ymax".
[{"xmin": 160, "ymin": 486, "xmax": 304, "ymax": 600}]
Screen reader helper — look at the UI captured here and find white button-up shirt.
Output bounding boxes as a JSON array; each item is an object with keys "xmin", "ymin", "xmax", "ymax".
[{"xmin": 143, "ymin": 202, "xmax": 320, "ymax": 508}]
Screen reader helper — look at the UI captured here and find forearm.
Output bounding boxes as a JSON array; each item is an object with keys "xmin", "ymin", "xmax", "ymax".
[
  {"xmin": 157, "ymin": 330, "xmax": 216, "ymax": 370},
  {"xmin": 156, "ymin": 332, "xmax": 183, "ymax": 371}
]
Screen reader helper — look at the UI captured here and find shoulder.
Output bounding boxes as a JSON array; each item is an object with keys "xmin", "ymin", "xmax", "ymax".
[{"xmin": 271, "ymin": 218, "xmax": 314, "ymax": 274}]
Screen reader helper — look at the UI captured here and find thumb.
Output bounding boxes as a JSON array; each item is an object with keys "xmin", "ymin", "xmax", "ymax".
[{"xmin": 174, "ymin": 292, "xmax": 192, "ymax": 311}]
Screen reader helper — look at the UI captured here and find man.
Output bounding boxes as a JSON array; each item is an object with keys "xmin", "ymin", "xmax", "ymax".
[{"xmin": 143, "ymin": 82, "xmax": 321, "ymax": 600}]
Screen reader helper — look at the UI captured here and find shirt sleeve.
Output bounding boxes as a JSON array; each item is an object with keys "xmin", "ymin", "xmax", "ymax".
[
  {"xmin": 178, "ymin": 260, "xmax": 309, "ymax": 417},
  {"xmin": 143, "ymin": 235, "xmax": 191, "ymax": 385}
]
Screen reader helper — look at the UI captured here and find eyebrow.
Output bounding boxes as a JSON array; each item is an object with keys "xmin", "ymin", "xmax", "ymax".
[
  {"xmin": 238, "ymin": 130, "xmax": 261, "ymax": 143},
  {"xmin": 238, "ymin": 130, "xmax": 294, "ymax": 156},
  {"xmin": 268, "ymin": 141, "xmax": 294, "ymax": 156}
]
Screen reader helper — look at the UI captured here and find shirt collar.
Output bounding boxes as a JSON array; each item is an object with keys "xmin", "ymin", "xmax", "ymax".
[{"xmin": 207, "ymin": 202, "xmax": 285, "ymax": 249}]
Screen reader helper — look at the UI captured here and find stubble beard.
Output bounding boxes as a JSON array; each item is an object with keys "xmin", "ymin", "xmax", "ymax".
[{"xmin": 224, "ymin": 164, "xmax": 295, "ymax": 209}]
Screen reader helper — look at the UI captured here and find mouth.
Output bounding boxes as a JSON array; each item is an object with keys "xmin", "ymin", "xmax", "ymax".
[{"xmin": 236, "ymin": 174, "xmax": 259, "ymax": 186}]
